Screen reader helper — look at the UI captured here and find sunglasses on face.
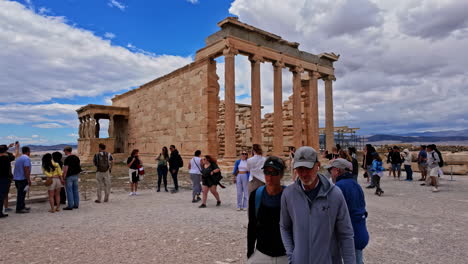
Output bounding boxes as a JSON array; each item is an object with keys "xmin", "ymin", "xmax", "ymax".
[
  {"xmin": 264, "ymin": 169, "xmax": 280, "ymax": 176},
  {"xmin": 242, "ymin": 153, "xmax": 248, "ymax": 155}
]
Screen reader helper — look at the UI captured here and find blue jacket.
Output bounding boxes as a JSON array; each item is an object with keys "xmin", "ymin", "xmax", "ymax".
[
  {"xmin": 280, "ymin": 175, "xmax": 356, "ymax": 264},
  {"xmin": 335, "ymin": 172, "xmax": 369, "ymax": 250},
  {"xmin": 370, "ymin": 160, "xmax": 384, "ymax": 174},
  {"xmin": 232, "ymin": 159, "xmax": 250, "ymax": 177}
]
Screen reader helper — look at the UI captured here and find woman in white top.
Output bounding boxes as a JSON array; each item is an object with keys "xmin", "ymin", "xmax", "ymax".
[
  {"xmin": 247, "ymin": 144, "xmax": 266, "ymax": 195},
  {"xmin": 188, "ymin": 150, "xmax": 203, "ymax": 202},
  {"xmin": 402, "ymin": 149, "xmax": 413, "ymax": 181},
  {"xmin": 232, "ymin": 151, "xmax": 250, "ymax": 211}
]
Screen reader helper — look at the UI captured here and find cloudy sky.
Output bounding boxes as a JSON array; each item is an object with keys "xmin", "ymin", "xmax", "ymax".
[{"xmin": 0, "ymin": 0, "xmax": 466, "ymax": 145}]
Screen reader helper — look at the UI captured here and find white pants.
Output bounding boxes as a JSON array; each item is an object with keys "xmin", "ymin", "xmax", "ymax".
[{"xmin": 247, "ymin": 250, "xmax": 288, "ymax": 264}]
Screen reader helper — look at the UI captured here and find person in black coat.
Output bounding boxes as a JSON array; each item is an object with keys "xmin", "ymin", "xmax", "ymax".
[{"xmin": 168, "ymin": 145, "xmax": 183, "ymax": 193}]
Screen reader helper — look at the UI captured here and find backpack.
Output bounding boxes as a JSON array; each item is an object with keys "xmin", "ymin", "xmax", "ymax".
[
  {"xmin": 178, "ymin": 154, "xmax": 184, "ymax": 168},
  {"xmin": 432, "ymin": 150, "xmax": 444, "ymax": 167},
  {"xmin": 97, "ymin": 152, "xmax": 110, "ymax": 172}
]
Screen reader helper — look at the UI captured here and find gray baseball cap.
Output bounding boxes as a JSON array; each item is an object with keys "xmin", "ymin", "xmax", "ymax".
[
  {"xmin": 324, "ymin": 158, "xmax": 353, "ymax": 171},
  {"xmin": 293, "ymin": 146, "xmax": 318, "ymax": 169}
]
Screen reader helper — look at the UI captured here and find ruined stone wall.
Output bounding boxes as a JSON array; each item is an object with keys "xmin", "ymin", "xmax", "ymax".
[
  {"xmin": 112, "ymin": 58, "xmax": 219, "ymax": 164},
  {"xmin": 217, "ymin": 90, "xmax": 309, "ymax": 159}
]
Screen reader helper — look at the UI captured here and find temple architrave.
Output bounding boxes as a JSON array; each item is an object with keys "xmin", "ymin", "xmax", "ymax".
[{"xmin": 76, "ymin": 17, "xmax": 339, "ymax": 165}]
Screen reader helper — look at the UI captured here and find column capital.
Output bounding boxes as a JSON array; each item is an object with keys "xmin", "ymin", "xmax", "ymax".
[
  {"xmin": 273, "ymin": 60, "xmax": 285, "ymax": 68},
  {"xmin": 249, "ymin": 54, "xmax": 265, "ymax": 63},
  {"xmin": 290, "ymin": 65, "xmax": 304, "ymax": 73},
  {"xmin": 309, "ymin": 71, "xmax": 321, "ymax": 79},
  {"xmin": 324, "ymin": 74, "xmax": 336, "ymax": 81},
  {"xmin": 223, "ymin": 47, "xmax": 239, "ymax": 57}
]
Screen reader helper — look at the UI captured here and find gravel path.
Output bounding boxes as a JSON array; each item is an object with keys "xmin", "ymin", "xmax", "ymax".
[{"xmin": 1, "ymin": 172, "xmax": 467, "ymax": 264}]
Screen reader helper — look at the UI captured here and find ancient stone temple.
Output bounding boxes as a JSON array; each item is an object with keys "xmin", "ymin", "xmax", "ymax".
[{"xmin": 76, "ymin": 17, "xmax": 339, "ymax": 164}]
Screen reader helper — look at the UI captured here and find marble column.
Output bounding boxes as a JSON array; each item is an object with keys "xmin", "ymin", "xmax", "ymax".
[
  {"xmin": 78, "ymin": 117, "xmax": 84, "ymax": 138},
  {"xmin": 273, "ymin": 61, "xmax": 284, "ymax": 155},
  {"xmin": 249, "ymin": 55, "xmax": 264, "ymax": 145},
  {"xmin": 291, "ymin": 66, "xmax": 304, "ymax": 148},
  {"xmin": 108, "ymin": 115, "xmax": 115, "ymax": 138},
  {"xmin": 90, "ymin": 117, "xmax": 96, "ymax": 139},
  {"xmin": 223, "ymin": 47, "xmax": 238, "ymax": 159},
  {"xmin": 324, "ymin": 75, "xmax": 336, "ymax": 151},
  {"xmin": 309, "ymin": 71, "xmax": 321, "ymax": 150},
  {"xmin": 83, "ymin": 116, "xmax": 89, "ymax": 138}
]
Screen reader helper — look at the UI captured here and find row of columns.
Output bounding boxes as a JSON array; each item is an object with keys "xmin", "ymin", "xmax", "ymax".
[
  {"xmin": 78, "ymin": 115, "xmax": 115, "ymax": 139},
  {"xmin": 222, "ymin": 47, "xmax": 335, "ymax": 159}
]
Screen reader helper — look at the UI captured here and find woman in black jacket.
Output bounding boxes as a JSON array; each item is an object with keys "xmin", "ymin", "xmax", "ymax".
[
  {"xmin": 247, "ymin": 156, "xmax": 287, "ymax": 263},
  {"xmin": 198, "ymin": 155, "xmax": 222, "ymax": 208}
]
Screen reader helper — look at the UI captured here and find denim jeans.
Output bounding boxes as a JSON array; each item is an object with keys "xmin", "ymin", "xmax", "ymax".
[
  {"xmin": 404, "ymin": 165, "xmax": 413, "ymax": 180},
  {"xmin": 355, "ymin": 249, "xmax": 363, "ymax": 264},
  {"xmin": 157, "ymin": 166, "xmax": 168, "ymax": 190},
  {"xmin": 14, "ymin": 179, "xmax": 28, "ymax": 211},
  {"xmin": 170, "ymin": 167, "xmax": 179, "ymax": 190},
  {"xmin": 236, "ymin": 173, "xmax": 249, "ymax": 209},
  {"xmin": 65, "ymin": 174, "xmax": 80, "ymax": 208}
]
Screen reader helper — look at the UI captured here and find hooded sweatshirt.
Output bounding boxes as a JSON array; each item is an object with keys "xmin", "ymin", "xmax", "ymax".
[{"xmin": 280, "ymin": 174, "xmax": 356, "ymax": 264}]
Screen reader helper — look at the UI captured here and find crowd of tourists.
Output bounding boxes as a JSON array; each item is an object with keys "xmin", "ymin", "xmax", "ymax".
[{"xmin": 0, "ymin": 140, "xmax": 446, "ymax": 263}]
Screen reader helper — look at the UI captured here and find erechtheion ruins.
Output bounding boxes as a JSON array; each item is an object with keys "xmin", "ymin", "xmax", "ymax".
[{"xmin": 76, "ymin": 17, "xmax": 340, "ymax": 164}]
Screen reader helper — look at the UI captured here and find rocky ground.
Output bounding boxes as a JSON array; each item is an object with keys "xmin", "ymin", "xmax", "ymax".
[{"xmin": 1, "ymin": 170, "xmax": 468, "ymax": 264}]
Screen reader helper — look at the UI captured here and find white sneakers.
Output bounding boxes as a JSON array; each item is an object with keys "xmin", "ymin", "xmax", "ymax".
[
  {"xmin": 432, "ymin": 187, "xmax": 439, "ymax": 192},
  {"xmin": 128, "ymin": 192, "xmax": 138, "ymax": 196}
]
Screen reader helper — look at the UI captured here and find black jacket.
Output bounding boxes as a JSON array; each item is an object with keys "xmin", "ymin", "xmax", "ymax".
[{"xmin": 169, "ymin": 149, "xmax": 182, "ymax": 168}]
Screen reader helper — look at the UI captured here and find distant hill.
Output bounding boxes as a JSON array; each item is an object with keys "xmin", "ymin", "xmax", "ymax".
[
  {"xmin": 24, "ymin": 144, "xmax": 78, "ymax": 152},
  {"xmin": 367, "ymin": 134, "xmax": 468, "ymax": 143},
  {"xmin": 399, "ymin": 129, "xmax": 468, "ymax": 137}
]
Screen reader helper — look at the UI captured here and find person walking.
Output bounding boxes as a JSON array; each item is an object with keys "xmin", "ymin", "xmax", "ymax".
[
  {"xmin": 347, "ymin": 147, "xmax": 359, "ymax": 181},
  {"xmin": 155, "ymin": 147, "xmax": 169, "ymax": 192},
  {"xmin": 402, "ymin": 149, "xmax": 413, "ymax": 181},
  {"xmin": 426, "ymin": 144, "xmax": 440, "ymax": 192},
  {"xmin": 385, "ymin": 148, "xmax": 393, "ymax": 177},
  {"xmin": 327, "ymin": 158, "xmax": 369, "ymax": 264},
  {"xmin": 417, "ymin": 145, "xmax": 428, "ymax": 182},
  {"xmin": 370, "ymin": 152, "xmax": 385, "ymax": 196},
  {"xmin": 247, "ymin": 144, "xmax": 266, "ymax": 195},
  {"xmin": 52, "ymin": 152, "xmax": 66, "ymax": 205},
  {"xmin": 188, "ymin": 150, "xmax": 203, "ymax": 203},
  {"xmin": 232, "ymin": 151, "xmax": 250, "ymax": 211},
  {"xmin": 0, "ymin": 144, "xmax": 16, "ymax": 218},
  {"xmin": 247, "ymin": 156, "xmax": 287, "ymax": 263},
  {"xmin": 199, "ymin": 155, "xmax": 222, "ymax": 208},
  {"xmin": 127, "ymin": 149, "xmax": 141, "ymax": 196},
  {"xmin": 62, "ymin": 146, "xmax": 81, "ymax": 210},
  {"xmin": 363, "ymin": 144, "xmax": 376, "ymax": 188},
  {"xmin": 168, "ymin": 145, "xmax": 183, "ymax": 193},
  {"xmin": 389, "ymin": 146, "xmax": 403, "ymax": 180},
  {"xmin": 42, "ymin": 153, "xmax": 63, "ymax": 213},
  {"xmin": 280, "ymin": 146, "xmax": 355, "ymax": 263},
  {"xmin": 13, "ymin": 146, "xmax": 32, "ymax": 214},
  {"xmin": 93, "ymin": 144, "xmax": 113, "ymax": 203}
]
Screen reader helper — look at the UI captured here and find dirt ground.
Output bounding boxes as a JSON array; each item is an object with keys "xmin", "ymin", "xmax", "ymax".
[{"xmin": 2, "ymin": 168, "xmax": 468, "ymax": 264}]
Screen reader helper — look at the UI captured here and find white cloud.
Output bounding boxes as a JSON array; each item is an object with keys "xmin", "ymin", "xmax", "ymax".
[
  {"xmin": 0, "ymin": 1, "xmax": 192, "ymax": 104},
  {"xmin": 104, "ymin": 32, "xmax": 116, "ymax": 39},
  {"xmin": 187, "ymin": 0, "xmax": 199, "ymax": 4},
  {"xmin": 68, "ymin": 133, "xmax": 79, "ymax": 137},
  {"xmin": 229, "ymin": 0, "xmax": 468, "ymax": 134},
  {"xmin": 0, "ymin": 103, "xmax": 81, "ymax": 127},
  {"xmin": 108, "ymin": 0, "xmax": 126, "ymax": 11},
  {"xmin": 32, "ymin": 134, "xmax": 39, "ymax": 138},
  {"xmin": 33, "ymin": 123, "xmax": 64, "ymax": 129}
]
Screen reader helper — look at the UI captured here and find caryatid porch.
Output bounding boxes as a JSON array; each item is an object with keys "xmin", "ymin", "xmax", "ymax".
[
  {"xmin": 197, "ymin": 17, "xmax": 339, "ymax": 159},
  {"xmin": 76, "ymin": 104, "xmax": 129, "ymax": 162}
]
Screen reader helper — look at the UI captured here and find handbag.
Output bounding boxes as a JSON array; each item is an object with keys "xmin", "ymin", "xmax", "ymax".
[{"xmin": 44, "ymin": 178, "xmax": 53, "ymax": 187}]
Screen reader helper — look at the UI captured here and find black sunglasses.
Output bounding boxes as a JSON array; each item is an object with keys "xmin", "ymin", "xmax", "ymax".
[
  {"xmin": 264, "ymin": 169, "xmax": 280, "ymax": 176},
  {"xmin": 242, "ymin": 153, "xmax": 248, "ymax": 155}
]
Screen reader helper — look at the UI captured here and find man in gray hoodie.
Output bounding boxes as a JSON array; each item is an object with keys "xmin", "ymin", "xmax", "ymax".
[{"xmin": 280, "ymin": 146, "xmax": 356, "ymax": 264}]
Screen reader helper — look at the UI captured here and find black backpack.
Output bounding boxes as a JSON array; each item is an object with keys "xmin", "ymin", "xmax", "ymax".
[
  {"xmin": 96, "ymin": 152, "xmax": 110, "ymax": 172},
  {"xmin": 432, "ymin": 150, "xmax": 444, "ymax": 167}
]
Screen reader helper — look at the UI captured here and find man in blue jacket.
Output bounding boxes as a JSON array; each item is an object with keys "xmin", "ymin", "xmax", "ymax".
[
  {"xmin": 327, "ymin": 158, "xmax": 369, "ymax": 264},
  {"xmin": 280, "ymin": 146, "xmax": 355, "ymax": 264}
]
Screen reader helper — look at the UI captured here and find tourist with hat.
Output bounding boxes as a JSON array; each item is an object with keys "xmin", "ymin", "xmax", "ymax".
[
  {"xmin": 247, "ymin": 156, "xmax": 287, "ymax": 263},
  {"xmin": 280, "ymin": 146, "xmax": 355, "ymax": 264},
  {"xmin": 327, "ymin": 158, "xmax": 369, "ymax": 264}
]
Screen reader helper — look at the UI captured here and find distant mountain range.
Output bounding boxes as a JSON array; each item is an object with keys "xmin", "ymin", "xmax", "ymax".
[
  {"xmin": 366, "ymin": 129, "xmax": 468, "ymax": 143},
  {"xmin": 24, "ymin": 144, "xmax": 78, "ymax": 152}
]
